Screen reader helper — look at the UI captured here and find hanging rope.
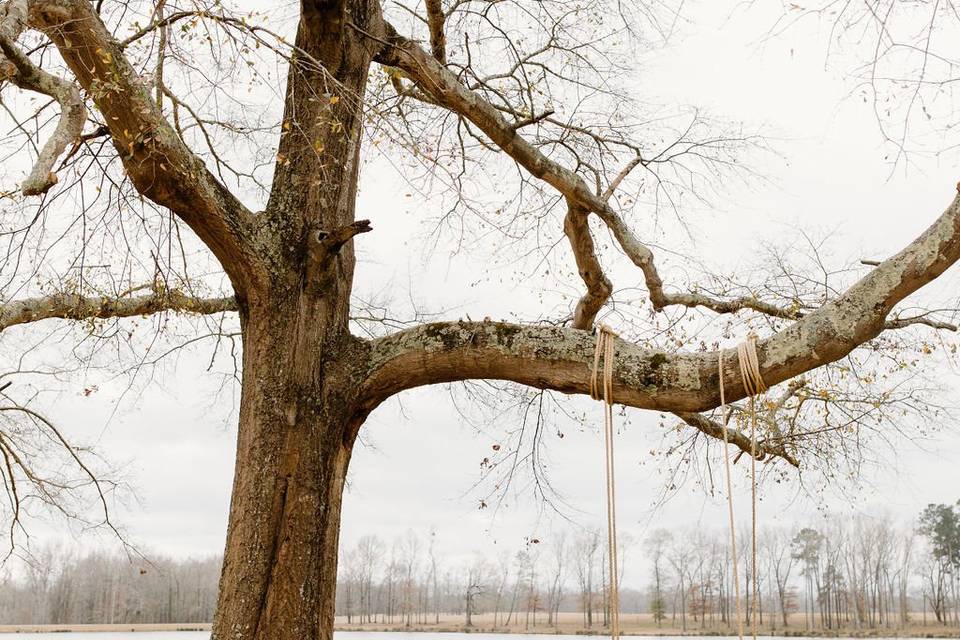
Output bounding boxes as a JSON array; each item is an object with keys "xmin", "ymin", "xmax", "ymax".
[
  {"xmin": 719, "ymin": 334, "xmax": 767, "ymax": 640},
  {"xmin": 718, "ymin": 350, "xmax": 745, "ymax": 640},
  {"xmin": 738, "ymin": 336, "xmax": 766, "ymax": 640},
  {"xmin": 591, "ymin": 324, "xmax": 620, "ymax": 640}
]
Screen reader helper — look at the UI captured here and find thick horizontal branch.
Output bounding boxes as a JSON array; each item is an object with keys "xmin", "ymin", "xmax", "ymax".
[
  {"xmin": 360, "ymin": 186, "xmax": 960, "ymax": 415},
  {"xmin": 0, "ymin": 289, "xmax": 237, "ymax": 332},
  {"xmin": 359, "ymin": 320, "xmax": 808, "ymax": 415}
]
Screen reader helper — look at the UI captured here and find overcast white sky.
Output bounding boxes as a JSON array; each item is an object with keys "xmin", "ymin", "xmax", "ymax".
[{"xmin": 11, "ymin": 1, "xmax": 960, "ymax": 586}]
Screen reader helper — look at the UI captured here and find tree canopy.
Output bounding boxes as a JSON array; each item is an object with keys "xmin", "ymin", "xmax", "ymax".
[{"xmin": 0, "ymin": 1, "xmax": 958, "ymax": 638}]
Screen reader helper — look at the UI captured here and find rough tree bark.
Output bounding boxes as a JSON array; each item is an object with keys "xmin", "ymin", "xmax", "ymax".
[
  {"xmin": 209, "ymin": 2, "xmax": 383, "ymax": 637},
  {"xmin": 1, "ymin": 1, "xmax": 959, "ymax": 639}
]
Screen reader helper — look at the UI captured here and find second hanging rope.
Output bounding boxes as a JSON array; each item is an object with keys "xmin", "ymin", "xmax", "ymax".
[
  {"xmin": 720, "ymin": 334, "xmax": 767, "ymax": 640},
  {"xmin": 591, "ymin": 324, "xmax": 620, "ymax": 640}
]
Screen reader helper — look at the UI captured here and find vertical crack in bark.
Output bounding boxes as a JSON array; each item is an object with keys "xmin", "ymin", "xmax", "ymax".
[{"xmin": 251, "ymin": 474, "xmax": 290, "ymax": 640}]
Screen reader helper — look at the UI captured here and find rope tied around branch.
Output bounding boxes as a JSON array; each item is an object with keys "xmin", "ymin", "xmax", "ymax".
[
  {"xmin": 719, "ymin": 333, "xmax": 767, "ymax": 640},
  {"xmin": 590, "ymin": 324, "xmax": 620, "ymax": 640},
  {"xmin": 591, "ymin": 328, "xmax": 770, "ymax": 640}
]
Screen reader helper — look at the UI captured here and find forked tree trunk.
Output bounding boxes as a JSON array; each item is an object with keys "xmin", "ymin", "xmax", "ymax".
[{"xmin": 210, "ymin": 3, "xmax": 381, "ymax": 636}]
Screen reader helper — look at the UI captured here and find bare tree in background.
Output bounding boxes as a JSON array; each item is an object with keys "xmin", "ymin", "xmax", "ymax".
[
  {"xmin": 463, "ymin": 556, "xmax": 487, "ymax": 627},
  {"xmin": 338, "ymin": 546, "xmax": 361, "ymax": 624},
  {"xmin": 545, "ymin": 532, "xmax": 566, "ymax": 626},
  {"xmin": 427, "ymin": 529, "xmax": 441, "ymax": 625},
  {"xmin": 646, "ymin": 529, "xmax": 672, "ymax": 628},
  {"xmin": 574, "ymin": 528, "xmax": 601, "ymax": 628},
  {"xmin": 669, "ymin": 533, "xmax": 694, "ymax": 631},
  {"xmin": 1, "ymin": 0, "xmax": 960, "ymax": 638},
  {"xmin": 762, "ymin": 527, "xmax": 796, "ymax": 629},
  {"xmin": 398, "ymin": 529, "xmax": 420, "ymax": 627},
  {"xmin": 491, "ymin": 551, "xmax": 511, "ymax": 628},
  {"xmin": 0, "ymin": 514, "xmax": 954, "ymax": 629}
]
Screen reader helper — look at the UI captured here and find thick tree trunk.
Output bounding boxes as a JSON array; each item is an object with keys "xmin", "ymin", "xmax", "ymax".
[
  {"xmin": 210, "ymin": 303, "xmax": 364, "ymax": 640},
  {"xmin": 209, "ymin": 3, "xmax": 383, "ymax": 638}
]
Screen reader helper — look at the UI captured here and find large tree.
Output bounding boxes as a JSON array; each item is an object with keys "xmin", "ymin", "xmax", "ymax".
[{"xmin": 0, "ymin": 0, "xmax": 958, "ymax": 639}]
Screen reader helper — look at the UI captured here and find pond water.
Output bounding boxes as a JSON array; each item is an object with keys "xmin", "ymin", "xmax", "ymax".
[{"xmin": 0, "ymin": 633, "xmax": 921, "ymax": 640}]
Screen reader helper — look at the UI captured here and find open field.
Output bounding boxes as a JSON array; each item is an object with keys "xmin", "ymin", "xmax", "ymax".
[{"xmin": 333, "ymin": 612, "xmax": 960, "ymax": 637}]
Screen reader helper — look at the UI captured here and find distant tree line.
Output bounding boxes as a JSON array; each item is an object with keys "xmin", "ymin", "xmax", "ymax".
[
  {"xmin": 1, "ymin": 502, "xmax": 957, "ymax": 629},
  {"xmin": 331, "ymin": 504, "xmax": 960, "ymax": 632},
  {"xmin": 640, "ymin": 509, "xmax": 950, "ymax": 633},
  {"xmin": 333, "ymin": 528, "xmax": 637, "ymax": 630},
  {"xmin": 0, "ymin": 549, "xmax": 220, "ymax": 624}
]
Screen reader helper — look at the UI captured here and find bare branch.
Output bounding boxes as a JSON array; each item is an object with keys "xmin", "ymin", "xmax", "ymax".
[
  {"xmin": 512, "ymin": 108, "xmax": 555, "ymax": 131},
  {"xmin": 424, "ymin": 0, "xmax": 446, "ymax": 64},
  {"xmin": 673, "ymin": 411, "xmax": 800, "ymax": 468},
  {"xmin": 25, "ymin": 0, "xmax": 264, "ymax": 291},
  {"xmin": 0, "ymin": 288, "xmax": 237, "ymax": 332},
  {"xmin": 884, "ymin": 315, "xmax": 958, "ymax": 331},
  {"xmin": 0, "ymin": 1, "xmax": 85, "ymax": 195},
  {"xmin": 374, "ymin": 24, "xmax": 797, "ymax": 323},
  {"xmin": 563, "ymin": 202, "xmax": 611, "ymax": 330}
]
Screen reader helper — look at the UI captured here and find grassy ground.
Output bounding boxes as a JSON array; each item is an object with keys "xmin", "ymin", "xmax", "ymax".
[
  {"xmin": 0, "ymin": 622, "xmax": 211, "ymax": 633},
  {"xmin": 2, "ymin": 613, "xmax": 958, "ymax": 636}
]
